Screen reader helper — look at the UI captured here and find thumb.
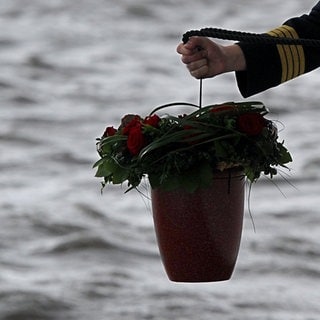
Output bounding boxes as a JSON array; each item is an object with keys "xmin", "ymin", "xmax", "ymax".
[{"xmin": 184, "ymin": 36, "xmax": 207, "ymax": 50}]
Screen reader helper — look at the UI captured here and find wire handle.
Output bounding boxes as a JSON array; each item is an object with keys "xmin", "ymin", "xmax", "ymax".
[{"xmin": 182, "ymin": 27, "xmax": 320, "ymax": 46}]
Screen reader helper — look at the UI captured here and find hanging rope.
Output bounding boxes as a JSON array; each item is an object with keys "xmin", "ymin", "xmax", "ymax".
[{"xmin": 182, "ymin": 27, "xmax": 320, "ymax": 46}]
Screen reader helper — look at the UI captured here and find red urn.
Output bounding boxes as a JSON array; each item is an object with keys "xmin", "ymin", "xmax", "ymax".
[{"xmin": 151, "ymin": 170, "xmax": 245, "ymax": 282}]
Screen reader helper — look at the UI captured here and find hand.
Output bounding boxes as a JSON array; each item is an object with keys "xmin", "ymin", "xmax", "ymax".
[{"xmin": 176, "ymin": 36, "xmax": 246, "ymax": 79}]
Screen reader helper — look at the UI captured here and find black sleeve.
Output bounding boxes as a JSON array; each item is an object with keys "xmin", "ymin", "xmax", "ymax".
[{"xmin": 235, "ymin": 2, "xmax": 320, "ymax": 97}]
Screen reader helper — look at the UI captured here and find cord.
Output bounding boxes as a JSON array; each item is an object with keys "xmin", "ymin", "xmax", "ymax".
[{"xmin": 182, "ymin": 27, "xmax": 320, "ymax": 46}]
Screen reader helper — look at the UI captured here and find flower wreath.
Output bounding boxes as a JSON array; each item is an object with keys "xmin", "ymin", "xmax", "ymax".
[{"xmin": 94, "ymin": 101, "xmax": 292, "ymax": 193}]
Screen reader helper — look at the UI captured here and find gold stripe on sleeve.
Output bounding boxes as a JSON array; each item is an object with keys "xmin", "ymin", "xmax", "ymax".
[
  {"xmin": 268, "ymin": 29, "xmax": 289, "ymax": 82},
  {"xmin": 267, "ymin": 25, "xmax": 305, "ymax": 83},
  {"xmin": 281, "ymin": 25, "xmax": 305, "ymax": 76}
]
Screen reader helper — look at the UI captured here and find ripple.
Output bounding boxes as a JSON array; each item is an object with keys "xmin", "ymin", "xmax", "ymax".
[
  {"xmin": 0, "ymin": 133, "xmax": 41, "ymax": 146},
  {"xmin": 0, "ymin": 289, "xmax": 73, "ymax": 320},
  {"xmin": 10, "ymin": 95, "xmax": 38, "ymax": 105},
  {"xmin": 39, "ymin": 233, "xmax": 120, "ymax": 254},
  {"xmin": 31, "ymin": 220, "xmax": 86, "ymax": 237},
  {"xmin": 25, "ymin": 55, "xmax": 56, "ymax": 70},
  {"xmin": 76, "ymin": 203, "xmax": 109, "ymax": 220},
  {"xmin": 271, "ymin": 236, "xmax": 320, "ymax": 258},
  {"xmin": 126, "ymin": 4, "xmax": 156, "ymax": 18}
]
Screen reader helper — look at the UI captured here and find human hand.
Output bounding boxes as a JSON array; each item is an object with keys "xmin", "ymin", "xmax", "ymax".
[{"xmin": 176, "ymin": 36, "xmax": 246, "ymax": 79}]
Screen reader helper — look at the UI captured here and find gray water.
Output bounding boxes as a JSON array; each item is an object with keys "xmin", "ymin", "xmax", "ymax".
[{"xmin": 1, "ymin": 0, "xmax": 320, "ymax": 319}]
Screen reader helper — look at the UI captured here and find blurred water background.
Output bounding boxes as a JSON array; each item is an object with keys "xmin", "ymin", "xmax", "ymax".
[{"xmin": 1, "ymin": 0, "xmax": 320, "ymax": 319}]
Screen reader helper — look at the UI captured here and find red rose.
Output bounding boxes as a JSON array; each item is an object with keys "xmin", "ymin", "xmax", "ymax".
[
  {"xmin": 120, "ymin": 115, "xmax": 146, "ymax": 155},
  {"xmin": 144, "ymin": 114, "xmax": 160, "ymax": 127},
  {"xmin": 211, "ymin": 105, "xmax": 235, "ymax": 113},
  {"xmin": 183, "ymin": 125, "xmax": 201, "ymax": 144},
  {"xmin": 122, "ymin": 115, "xmax": 142, "ymax": 135},
  {"xmin": 237, "ymin": 113, "xmax": 266, "ymax": 136},
  {"xmin": 103, "ymin": 126, "xmax": 117, "ymax": 137},
  {"xmin": 126, "ymin": 126, "xmax": 145, "ymax": 155}
]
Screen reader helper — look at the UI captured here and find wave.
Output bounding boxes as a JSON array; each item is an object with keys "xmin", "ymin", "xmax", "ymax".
[
  {"xmin": 270, "ymin": 236, "xmax": 320, "ymax": 258},
  {"xmin": 25, "ymin": 55, "xmax": 56, "ymax": 71},
  {"xmin": 35, "ymin": 233, "xmax": 121, "ymax": 254},
  {"xmin": 0, "ymin": 289, "xmax": 74, "ymax": 320},
  {"xmin": 34, "ymin": 231, "xmax": 158, "ymax": 259},
  {"xmin": 126, "ymin": 4, "xmax": 156, "ymax": 18}
]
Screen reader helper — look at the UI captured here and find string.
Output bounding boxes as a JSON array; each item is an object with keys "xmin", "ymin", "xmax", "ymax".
[{"xmin": 199, "ymin": 78, "xmax": 203, "ymax": 108}]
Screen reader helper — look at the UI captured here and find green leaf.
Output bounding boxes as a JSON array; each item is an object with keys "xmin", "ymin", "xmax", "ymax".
[
  {"xmin": 278, "ymin": 144, "xmax": 293, "ymax": 164},
  {"xmin": 112, "ymin": 165, "xmax": 130, "ymax": 184},
  {"xmin": 148, "ymin": 173, "xmax": 161, "ymax": 189},
  {"xmin": 98, "ymin": 135, "xmax": 127, "ymax": 154},
  {"xmin": 214, "ymin": 141, "xmax": 227, "ymax": 158},
  {"xmin": 156, "ymin": 175, "xmax": 181, "ymax": 192},
  {"xmin": 198, "ymin": 162, "xmax": 214, "ymax": 187},
  {"xmin": 151, "ymin": 161, "xmax": 213, "ymax": 193},
  {"xmin": 244, "ymin": 167, "xmax": 259, "ymax": 182},
  {"xmin": 139, "ymin": 130, "xmax": 189, "ymax": 158},
  {"xmin": 178, "ymin": 169, "xmax": 200, "ymax": 193},
  {"xmin": 92, "ymin": 158, "xmax": 105, "ymax": 168},
  {"xmin": 94, "ymin": 158, "xmax": 129, "ymax": 185},
  {"xmin": 95, "ymin": 159, "xmax": 113, "ymax": 177}
]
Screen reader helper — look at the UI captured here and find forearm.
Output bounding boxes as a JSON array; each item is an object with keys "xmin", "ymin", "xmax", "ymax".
[
  {"xmin": 236, "ymin": 2, "xmax": 320, "ymax": 97},
  {"xmin": 223, "ymin": 44, "xmax": 246, "ymax": 73}
]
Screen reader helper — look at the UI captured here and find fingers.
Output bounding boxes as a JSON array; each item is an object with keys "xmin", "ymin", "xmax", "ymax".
[
  {"xmin": 176, "ymin": 42, "xmax": 189, "ymax": 55},
  {"xmin": 176, "ymin": 41, "xmax": 208, "ymax": 64},
  {"xmin": 183, "ymin": 36, "xmax": 206, "ymax": 50},
  {"xmin": 181, "ymin": 49, "xmax": 207, "ymax": 64},
  {"xmin": 177, "ymin": 37, "xmax": 212, "ymax": 78},
  {"xmin": 187, "ymin": 59, "xmax": 209, "ymax": 79},
  {"xmin": 177, "ymin": 38, "xmax": 208, "ymax": 79},
  {"xmin": 176, "ymin": 37, "xmax": 205, "ymax": 54}
]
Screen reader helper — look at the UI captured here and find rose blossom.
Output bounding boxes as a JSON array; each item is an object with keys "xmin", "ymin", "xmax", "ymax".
[
  {"xmin": 126, "ymin": 126, "xmax": 146, "ymax": 155},
  {"xmin": 144, "ymin": 114, "xmax": 160, "ymax": 127},
  {"xmin": 210, "ymin": 105, "xmax": 235, "ymax": 113},
  {"xmin": 103, "ymin": 126, "xmax": 117, "ymax": 137},
  {"xmin": 237, "ymin": 113, "xmax": 266, "ymax": 136},
  {"xmin": 122, "ymin": 115, "xmax": 142, "ymax": 135},
  {"xmin": 121, "ymin": 116, "xmax": 146, "ymax": 155}
]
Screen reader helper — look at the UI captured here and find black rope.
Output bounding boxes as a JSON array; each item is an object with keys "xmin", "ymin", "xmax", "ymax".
[{"xmin": 182, "ymin": 27, "xmax": 320, "ymax": 46}]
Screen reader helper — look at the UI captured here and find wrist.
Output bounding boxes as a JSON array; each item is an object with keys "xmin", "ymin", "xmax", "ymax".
[{"xmin": 224, "ymin": 44, "xmax": 246, "ymax": 72}]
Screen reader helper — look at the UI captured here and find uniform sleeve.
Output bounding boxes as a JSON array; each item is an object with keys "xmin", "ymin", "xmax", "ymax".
[{"xmin": 235, "ymin": 2, "xmax": 320, "ymax": 97}]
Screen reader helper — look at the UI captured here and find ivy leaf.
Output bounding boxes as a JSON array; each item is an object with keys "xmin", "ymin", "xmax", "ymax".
[
  {"xmin": 93, "ymin": 158, "xmax": 105, "ymax": 169},
  {"xmin": 95, "ymin": 159, "xmax": 113, "ymax": 177},
  {"xmin": 94, "ymin": 158, "xmax": 129, "ymax": 184},
  {"xmin": 244, "ymin": 167, "xmax": 258, "ymax": 182},
  {"xmin": 278, "ymin": 143, "xmax": 293, "ymax": 164},
  {"xmin": 178, "ymin": 169, "xmax": 200, "ymax": 193},
  {"xmin": 165, "ymin": 162, "xmax": 213, "ymax": 193},
  {"xmin": 214, "ymin": 141, "xmax": 227, "ymax": 158},
  {"xmin": 148, "ymin": 173, "xmax": 161, "ymax": 189},
  {"xmin": 112, "ymin": 165, "xmax": 130, "ymax": 184},
  {"xmin": 156, "ymin": 175, "xmax": 180, "ymax": 192},
  {"xmin": 198, "ymin": 162, "xmax": 214, "ymax": 187}
]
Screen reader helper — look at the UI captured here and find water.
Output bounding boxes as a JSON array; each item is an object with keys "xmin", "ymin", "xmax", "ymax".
[{"xmin": 1, "ymin": 0, "xmax": 320, "ymax": 319}]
